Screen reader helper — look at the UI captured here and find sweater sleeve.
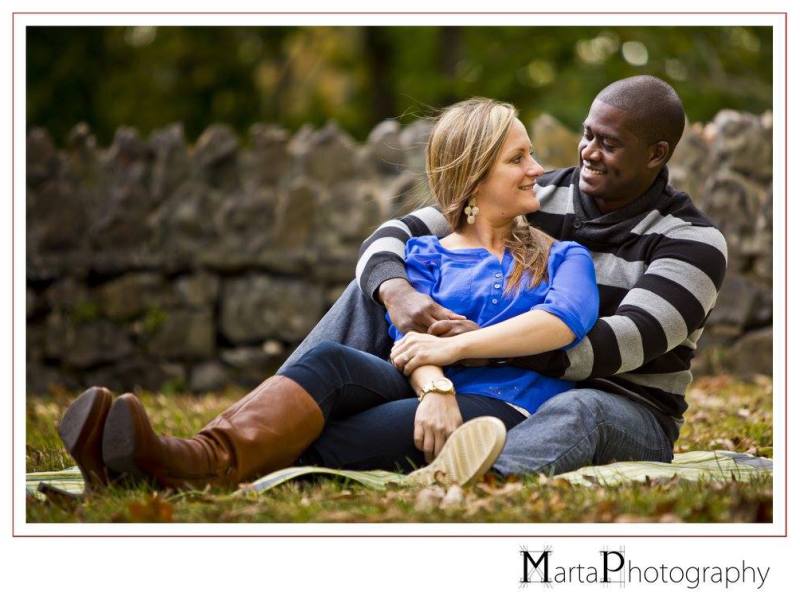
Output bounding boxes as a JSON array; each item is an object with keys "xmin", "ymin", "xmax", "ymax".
[
  {"xmin": 355, "ymin": 206, "xmax": 452, "ymax": 303},
  {"xmin": 509, "ymin": 225, "xmax": 728, "ymax": 380}
]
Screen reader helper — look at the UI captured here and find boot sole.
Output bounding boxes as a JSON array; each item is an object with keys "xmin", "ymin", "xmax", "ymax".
[
  {"xmin": 102, "ymin": 395, "xmax": 148, "ymax": 484},
  {"xmin": 58, "ymin": 387, "xmax": 113, "ymax": 489},
  {"xmin": 404, "ymin": 416, "xmax": 507, "ymax": 487}
]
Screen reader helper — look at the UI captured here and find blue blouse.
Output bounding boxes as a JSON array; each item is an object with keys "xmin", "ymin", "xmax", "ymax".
[{"xmin": 387, "ymin": 236, "xmax": 599, "ymax": 415}]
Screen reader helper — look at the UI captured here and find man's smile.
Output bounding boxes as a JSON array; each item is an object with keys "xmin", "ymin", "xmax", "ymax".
[{"xmin": 581, "ymin": 162, "xmax": 606, "ymax": 176}]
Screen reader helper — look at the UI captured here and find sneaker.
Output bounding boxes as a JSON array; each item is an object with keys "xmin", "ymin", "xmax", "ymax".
[{"xmin": 402, "ymin": 416, "xmax": 507, "ymax": 487}]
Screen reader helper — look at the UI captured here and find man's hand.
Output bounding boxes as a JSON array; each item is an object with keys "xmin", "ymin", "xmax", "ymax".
[
  {"xmin": 427, "ymin": 318, "xmax": 480, "ymax": 337},
  {"xmin": 378, "ymin": 278, "xmax": 465, "ymax": 334},
  {"xmin": 391, "ymin": 331, "xmax": 462, "ymax": 375},
  {"xmin": 414, "ymin": 393, "xmax": 463, "ymax": 463}
]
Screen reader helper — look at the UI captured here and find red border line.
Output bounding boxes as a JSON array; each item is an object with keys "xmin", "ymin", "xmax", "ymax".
[
  {"xmin": 9, "ymin": 536, "xmax": 785, "ymax": 538},
  {"xmin": 11, "ymin": 11, "xmax": 15, "ymax": 538},
  {"xmin": 10, "ymin": 11, "xmax": 790, "ymax": 15},
  {"xmin": 783, "ymin": 11, "xmax": 788, "ymax": 538}
]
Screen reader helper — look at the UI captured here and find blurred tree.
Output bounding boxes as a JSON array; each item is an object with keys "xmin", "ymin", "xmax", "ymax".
[{"xmin": 27, "ymin": 26, "xmax": 772, "ymax": 145}]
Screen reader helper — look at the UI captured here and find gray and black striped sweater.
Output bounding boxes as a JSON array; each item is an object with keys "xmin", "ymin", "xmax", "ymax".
[{"xmin": 356, "ymin": 167, "xmax": 728, "ymax": 442}]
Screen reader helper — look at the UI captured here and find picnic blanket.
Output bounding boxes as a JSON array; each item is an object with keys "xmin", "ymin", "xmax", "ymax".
[{"xmin": 26, "ymin": 450, "xmax": 773, "ymax": 500}]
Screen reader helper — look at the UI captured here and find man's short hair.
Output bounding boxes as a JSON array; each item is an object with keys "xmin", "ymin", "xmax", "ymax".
[{"xmin": 596, "ymin": 75, "xmax": 686, "ymax": 158}]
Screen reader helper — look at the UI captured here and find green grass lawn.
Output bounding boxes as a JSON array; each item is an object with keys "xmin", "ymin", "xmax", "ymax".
[{"xmin": 25, "ymin": 374, "xmax": 773, "ymax": 523}]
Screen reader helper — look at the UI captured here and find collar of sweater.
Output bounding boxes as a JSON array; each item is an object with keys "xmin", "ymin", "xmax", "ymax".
[{"xmin": 572, "ymin": 166, "xmax": 671, "ymax": 227}]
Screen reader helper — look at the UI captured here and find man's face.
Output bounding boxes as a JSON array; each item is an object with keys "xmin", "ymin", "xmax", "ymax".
[{"xmin": 578, "ymin": 99, "xmax": 654, "ymax": 206}]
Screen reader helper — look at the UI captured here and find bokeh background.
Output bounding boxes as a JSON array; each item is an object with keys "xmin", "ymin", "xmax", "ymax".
[
  {"xmin": 26, "ymin": 26, "xmax": 774, "ymax": 394},
  {"xmin": 28, "ymin": 26, "xmax": 772, "ymax": 144}
]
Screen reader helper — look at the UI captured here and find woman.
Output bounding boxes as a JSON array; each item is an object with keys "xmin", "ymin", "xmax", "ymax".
[{"xmin": 59, "ymin": 98, "xmax": 598, "ymax": 490}]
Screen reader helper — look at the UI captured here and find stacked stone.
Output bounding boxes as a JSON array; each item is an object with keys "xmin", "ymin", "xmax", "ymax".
[
  {"xmin": 26, "ymin": 119, "xmax": 429, "ymax": 393},
  {"xmin": 669, "ymin": 111, "xmax": 773, "ymax": 376},
  {"xmin": 26, "ymin": 111, "xmax": 773, "ymax": 394}
]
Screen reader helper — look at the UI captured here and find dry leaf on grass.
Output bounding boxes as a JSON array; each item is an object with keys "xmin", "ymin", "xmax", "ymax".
[
  {"xmin": 125, "ymin": 492, "xmax": 173, "ymax": 523},
  {"xmin": 440, "ymin": 485, "xmax": 465, "ymax": 509},
  {"xmin": 414, "ymin": 487, "xmax": 445, "ymax": 512}
]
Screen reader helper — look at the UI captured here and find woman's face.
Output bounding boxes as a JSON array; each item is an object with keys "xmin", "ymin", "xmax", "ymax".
[{"xmin": 474, "ymin": 118, "xmax": 544, "ymax": 223}]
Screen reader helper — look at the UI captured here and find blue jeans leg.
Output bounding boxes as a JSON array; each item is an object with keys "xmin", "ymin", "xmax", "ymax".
[
  {"xmin": 280, "ymin": 341, "xmax": 414, "ymax": 420},
  {"xmin": 492, "ymin": 388, "xmax": 675, "ymax": 477},
  {"xmin": 282, "ymin": 340, "xmax": 526, "ymax": 472},
  {"xmin": 302, "ymin": 393, "xmax": 526, "ymax": 473},
  {"xmin": 278, "ymin": 280, "xmax": 393, "ymax": 373}
]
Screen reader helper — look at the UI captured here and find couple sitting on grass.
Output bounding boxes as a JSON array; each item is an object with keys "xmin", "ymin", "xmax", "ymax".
[{"xmin": 59, "ymin": 75, "xmax": 727, "ymax": 492}]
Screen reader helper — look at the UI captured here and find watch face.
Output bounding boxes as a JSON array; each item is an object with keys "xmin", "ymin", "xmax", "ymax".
[{"xmin": 435, "ymin": 378, "xmax": 454, "ymax": 393}]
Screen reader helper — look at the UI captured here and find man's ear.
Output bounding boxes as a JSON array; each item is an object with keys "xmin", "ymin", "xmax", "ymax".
[{"xmin": 647, "ymin": 141, "xmax": 670, "ymax": 169}]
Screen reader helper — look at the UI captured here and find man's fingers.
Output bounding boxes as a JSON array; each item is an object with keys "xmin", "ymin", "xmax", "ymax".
[
  {"xmin": 428, "ymin": 319, "xmax": 479, "ymax": 337},
  {"xmin": 431, "ymin": 303, "xmax": 465, "ymax": 322},
  {"xmin": 427, "ymin": 320, "xmax": 455, "ymax": 336},
  {"xmin": 407, "ymin": 319, "xmax": 430, "ymax": 334}
]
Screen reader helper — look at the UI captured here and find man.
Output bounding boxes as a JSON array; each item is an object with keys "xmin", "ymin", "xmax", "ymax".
[{"xmin": 280, "ymin": 75, "xmax": 727, "ymax": 478}]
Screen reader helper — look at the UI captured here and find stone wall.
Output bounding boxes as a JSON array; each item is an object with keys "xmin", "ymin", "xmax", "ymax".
[{"xmin": 26, "ymin": 110, "xmax": 773, "ymax": 394}]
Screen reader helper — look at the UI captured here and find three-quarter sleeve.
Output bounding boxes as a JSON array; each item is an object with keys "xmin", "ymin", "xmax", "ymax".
[{"xmin": 530, "ymin": 242, "xmax": 599, "ymax": 347}]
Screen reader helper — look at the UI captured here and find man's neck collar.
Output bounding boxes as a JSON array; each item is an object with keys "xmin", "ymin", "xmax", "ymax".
[{"xmin": 573, "ymin": 167, "xmax": 669, "ymax": 223}]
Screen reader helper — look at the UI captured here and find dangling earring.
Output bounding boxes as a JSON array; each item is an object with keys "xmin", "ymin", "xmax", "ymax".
[{"xmin": 464, "ymin": 197, "xmax": 479, "ymax": 225}]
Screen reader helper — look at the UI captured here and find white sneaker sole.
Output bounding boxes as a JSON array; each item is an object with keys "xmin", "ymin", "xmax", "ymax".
[{"xmin": 403, "ymin": 416, "xmax": 507, "ymax": 487}]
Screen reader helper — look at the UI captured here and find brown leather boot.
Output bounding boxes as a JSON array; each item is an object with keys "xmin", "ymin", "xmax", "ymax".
[
  {"xmin": 101, "ymin": 376, "xmax": 324, "ymax": 490},
  {"xmin": 58, "ymin": 386, "xmax": 114, "ymax": 490}
]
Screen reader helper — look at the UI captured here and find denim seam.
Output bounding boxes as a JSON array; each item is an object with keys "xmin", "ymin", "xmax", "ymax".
[
  {"xmin": 496, "ymin": 420, "xmax": 608, "ymax": 476},
  {"xmin": 600, "ymin": 420, "xmax": 673, "ymax": 462},
  {"xmin": 542, "ymin": 420, "xmax": 607, "ymax": 474},
  {"xmin": 497, "ymin": 417, "xmax": 671, "ymax": 477}
]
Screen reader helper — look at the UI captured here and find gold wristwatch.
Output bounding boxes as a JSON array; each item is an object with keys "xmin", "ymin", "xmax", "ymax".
[{"xmin": 418, "ymin": 378, "xmax": 455, "ymax": 402}]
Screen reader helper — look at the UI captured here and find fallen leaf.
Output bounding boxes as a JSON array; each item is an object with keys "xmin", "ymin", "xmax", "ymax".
[
  {"xmin": 440, "ymin": 485, "xmax": 464, "ymax": 509},
  {"xmin": 658, "ymin": 513, "xmax": 682, "ymax": 523},
  {"xmin": 126, "ymin": 492, "xmax": 173, "ymax": 523},
  {"xmin": 414, "ymin": 487, "xmax": 445, "ymax": 512}
]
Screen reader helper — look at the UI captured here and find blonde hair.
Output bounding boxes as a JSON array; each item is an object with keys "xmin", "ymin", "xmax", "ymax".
[{"xmin": 425, "ymin": 97, "xmax": 554, "ymax": 292}]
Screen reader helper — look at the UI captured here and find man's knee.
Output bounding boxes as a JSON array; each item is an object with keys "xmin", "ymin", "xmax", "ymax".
[{"xmin": 537, "ymin": 388, "xmax": 605, "ymax": 423}]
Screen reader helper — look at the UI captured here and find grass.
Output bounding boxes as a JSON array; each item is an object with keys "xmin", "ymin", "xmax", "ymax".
[{"xmin": 25, "ymin": 374, "xmax": 774, "ymax": 524}]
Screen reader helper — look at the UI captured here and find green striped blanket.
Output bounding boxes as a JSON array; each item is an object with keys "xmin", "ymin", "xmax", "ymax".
[{"xmin": 26, "ymin": 450, "xmax": 772, "ymax": 500}]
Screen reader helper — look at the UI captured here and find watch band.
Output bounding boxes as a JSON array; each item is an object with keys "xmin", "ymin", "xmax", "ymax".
[{"xmin": 418, "ymin": 378, "xmax": 455, "ymax": 402}]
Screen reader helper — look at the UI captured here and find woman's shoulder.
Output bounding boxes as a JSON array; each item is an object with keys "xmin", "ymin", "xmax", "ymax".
[
  {"xmin": 549, "ymin": 239, "xmax": 591, "ymax": 260},
  {"xmin": 405, "ymin": 236, "xmax": 444, "ymax": 268},
  {"xmin": 406, "ymin": 235, "xmax": 441, "ymax": 255},
  {"xmin": 546, "ymin": 240, "xmax": 593, "ymax": 274}
]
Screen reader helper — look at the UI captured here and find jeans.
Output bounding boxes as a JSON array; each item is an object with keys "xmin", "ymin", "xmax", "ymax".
[
  {"xmin": 279, "ymin": 281, "xmax": 674, "ymax": 476},
  {"xmin": 281, "ymin": 341, "xmax": 525, "ymax": 472}
]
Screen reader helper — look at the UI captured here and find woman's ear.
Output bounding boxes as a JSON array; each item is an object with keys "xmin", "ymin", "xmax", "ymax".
[
  {"xmin": 470, "ymin": 184, "xmax": 482, "ymax": 203},
  {"xmin": 647, "ymin": 141, "xmax": 670, "ymax": 169}
]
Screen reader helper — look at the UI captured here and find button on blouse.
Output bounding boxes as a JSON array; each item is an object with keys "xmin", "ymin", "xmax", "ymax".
[{"xmin": 386, "ymin": 236, "xmax": 599, "ymax": 415}]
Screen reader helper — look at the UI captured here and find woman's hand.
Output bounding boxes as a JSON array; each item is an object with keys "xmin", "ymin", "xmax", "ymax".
[
  {"xmin": 391, "ymin": 332, "xmax": 462, "ymax": 375},
  {"xmin": 414, "ymin": 393, "xmax": 463, "ymax": 462}
]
